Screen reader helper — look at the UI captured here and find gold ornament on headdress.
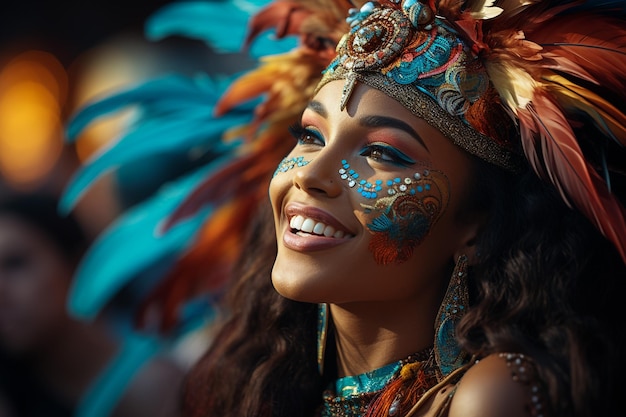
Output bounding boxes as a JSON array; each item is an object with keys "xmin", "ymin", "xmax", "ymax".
[
  {"xmin": 317, "ymin": 0, "xmax": 520, "ymax": 170},
  {"xmin": 216, "ymin": 0, "xmax": 626, "ymax": 268}
]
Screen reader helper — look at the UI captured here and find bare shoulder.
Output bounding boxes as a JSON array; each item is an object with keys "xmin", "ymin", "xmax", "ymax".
[{"xmin": 448, "ymin": 353, "xmax": 547, "ymax": 417}]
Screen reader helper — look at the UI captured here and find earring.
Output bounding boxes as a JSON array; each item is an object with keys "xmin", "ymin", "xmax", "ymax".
[
  {"xmin": 434, "ymin": 254, "xmax": 470, "ymax": 376},
  {"xmin": 317, "ymin": 303, "xmax": 329, "ymax": 375}
]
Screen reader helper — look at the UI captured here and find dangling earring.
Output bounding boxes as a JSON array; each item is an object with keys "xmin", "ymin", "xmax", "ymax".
[
  {"xmin": 317, "ymin": 303, "xmax": 329, "ymax": 375},
  {"xmin": 434, "ymin": 254, "xmax": 470, "ymax": 376}
]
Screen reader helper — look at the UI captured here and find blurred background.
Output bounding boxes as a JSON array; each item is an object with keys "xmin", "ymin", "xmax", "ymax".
[
  {"xmin": 1, "ymin": 0, "xmax": 212, "ymax": 232},
  {"xmin": 0, "ymin": 2, "xmax": 232, "ymax": 415}
]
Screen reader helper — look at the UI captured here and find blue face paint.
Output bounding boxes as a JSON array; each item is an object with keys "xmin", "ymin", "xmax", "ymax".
[
  {"xmin": 339, "ymin": 159, "xmax": 450, "ymax": 264},
  {"xmin": 273, "ymin": 156, "xmax": 310, "ymax": 177}
]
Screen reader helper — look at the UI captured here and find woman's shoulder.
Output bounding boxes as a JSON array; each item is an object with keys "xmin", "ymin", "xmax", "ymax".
[{"xmin": 448, "ymin": 353, "xmax": 548, "ymax": 417}]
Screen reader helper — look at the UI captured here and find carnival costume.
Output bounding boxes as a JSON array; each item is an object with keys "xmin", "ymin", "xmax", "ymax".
[{"xmin": 63, "ymin": 0, "xmax": 626, "ymax": 416}]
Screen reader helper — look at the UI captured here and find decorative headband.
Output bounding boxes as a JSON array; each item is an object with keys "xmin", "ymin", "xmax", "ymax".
[{"xmin": 317, "ymin": 0, "xmax": 521, "ymax": 171}]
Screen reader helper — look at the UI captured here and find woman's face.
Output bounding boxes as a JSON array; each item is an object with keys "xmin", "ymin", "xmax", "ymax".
[
  {"xmin": 269, "ymin": 81, "xmax": 480, "ymax": 305},
  {"xmin": 0, "ymin": 214, "xmax": 73, "ymax": 353}
]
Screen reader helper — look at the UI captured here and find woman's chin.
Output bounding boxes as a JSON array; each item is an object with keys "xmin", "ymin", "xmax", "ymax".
[{"xmin": 270, "ymin": 265, "xmax": 326, "ymax": 304}]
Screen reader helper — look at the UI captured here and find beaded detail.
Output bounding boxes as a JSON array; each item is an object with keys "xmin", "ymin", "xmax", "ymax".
[
  {"xmin": 499, "ymin": 353, "xmax": 549, "ymax": 417},
  {"xmin": 320, "ymin": 348, "xmax": 435, "ymax": 417},
  {"xmin": 273, "ymin": 156, "xmax": 310, "ymax": 176},
  {"xmin": 317, "ymin": 1, "xmax": 521, "ymax": 171},
  {"xmin": 338, "ymin": 159, "xmax": 450, "ymax": 264}
]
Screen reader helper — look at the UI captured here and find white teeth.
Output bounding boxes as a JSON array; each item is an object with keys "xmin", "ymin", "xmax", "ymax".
[
  {"xmin": 313, "ymin": 222, "xmax": 326, "ymax": 235},
  {"xmin": 290, "ymin": 215, "xmax": 304, "ymax": 230},
  {"xmin": 301, "ymin": 218, "xmax": 315, "ymax": 233},
  {"xmin": 289, "ymin": 215, "xmax": 350, "ymax": 238}
]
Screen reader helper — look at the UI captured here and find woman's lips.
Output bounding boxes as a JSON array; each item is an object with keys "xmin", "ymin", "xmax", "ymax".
[
  {"xmin": 289, "ymin": 215, "xmax": 348, "ymax": 238},
  {"xmin": 282, "ymin": 203, "xmax": 354, "ymax": 251}
]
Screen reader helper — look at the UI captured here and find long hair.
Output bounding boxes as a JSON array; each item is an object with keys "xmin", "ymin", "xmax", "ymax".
[
  {"xmin": 456, "ymin": 158, "xmax": 626, "ymax": 417},
  {"xmin": 182, "ymin": 201, "xmax": 323, "ymax": 417},
  {"xmin": 183, "ymin": 156, "xmax": 625, "ymax": 417}
]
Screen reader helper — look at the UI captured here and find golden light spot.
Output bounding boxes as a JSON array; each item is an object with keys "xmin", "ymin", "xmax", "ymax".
[
  {"xmin": 70, "ymin": 38, "xmax": 153, "ymax": 161},
  {"xmin": 0, "ymin": 51, "xmax": 66, "ymax": 187}
]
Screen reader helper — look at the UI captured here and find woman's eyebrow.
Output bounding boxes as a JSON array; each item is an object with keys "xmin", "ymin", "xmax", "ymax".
[
  {"xmin": 306, "ymin": 100, "xmax": 327, "ymax": 118},
  {"xmin": 359, "ymin": 115, "xmax": 429, "ymax": 150}
]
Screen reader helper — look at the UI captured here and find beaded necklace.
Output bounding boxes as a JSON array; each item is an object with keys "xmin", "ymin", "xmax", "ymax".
[{"xmin": 320, "ymin": 347, "xmax": 436, "ymax": 417}]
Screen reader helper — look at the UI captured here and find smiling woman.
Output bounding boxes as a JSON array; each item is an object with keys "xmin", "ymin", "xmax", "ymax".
[
  {"xmin": 178, "ymin": 1, "xmax": 626, "ymax": 416},
  {"xmin": 64, "ymin": 0, "xmax": 626, "ymax": 416},
  {"xmin": 270, "ymin": 81, "xmax": 476, "ymax": 311}
]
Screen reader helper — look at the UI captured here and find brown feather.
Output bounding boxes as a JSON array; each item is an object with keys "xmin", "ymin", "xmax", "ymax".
[
  {"xmin": 519, "ymin": 91, "xmax": 626, "ymax": 263},
  {"xmin": 528, "ymin": 15, "xmax": 626, "ymax": 94},
  {"xmin": 245, "ymin": 1, "xmax": 311, "ymax": 45},
  {"xmin": 545, "ymin": 73, "xmax": 626, "ymax": 145}
]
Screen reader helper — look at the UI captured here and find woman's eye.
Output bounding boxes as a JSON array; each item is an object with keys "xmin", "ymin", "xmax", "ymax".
[
  {"xmin": 288, "ymin": 123, "xmax": 325, "ymax": 146},
  {"xmin": 360, "ymin": 144, "xmax": 415, "ymax": 166}
]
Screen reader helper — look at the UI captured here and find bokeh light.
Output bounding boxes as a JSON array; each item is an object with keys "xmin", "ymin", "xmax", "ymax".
[
  {"xmin": 0, "ymin": 51, "xmax": 67, "ymax": 189},
  {"xmin": 70, "ymin": 37, "xmax": 158, "ymax": 162}
]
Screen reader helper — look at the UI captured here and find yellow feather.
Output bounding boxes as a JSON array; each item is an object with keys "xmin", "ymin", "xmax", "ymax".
[
  {"xmin": 468, "ymin": 0, "xmax": 503, "ymax": 19},
  {"xmin": 545, "ymin": 73, "xmax": 626, "ymax": 144},
  {"xmin": 485, "ymin": 60, "xmax": 537, "ymax": 113}
]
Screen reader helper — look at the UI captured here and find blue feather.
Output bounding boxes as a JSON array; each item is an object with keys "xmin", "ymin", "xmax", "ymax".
[
  {"xmin": 145, "ymin": 0, "xmax": 297, "ymax": 57},
  {"xmin": 61, "ymin": 74, "xmax": 255, "ymax": 213},
  {"xmin": 61, "ymin": 113, "xmax": 249, "ymax": 213},
  {"xmin": 67, "ymin": 75, "xmax": 223, "ymax": 141},
  {"xmin": 66, "ymin": 157, "xmax": 232, "ymax": 320}
]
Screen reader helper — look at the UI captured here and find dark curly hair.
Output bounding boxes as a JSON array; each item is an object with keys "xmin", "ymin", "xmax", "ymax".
[{"xmin": 183, "ymin": 157, "xmax": 625, "ymax": 417}]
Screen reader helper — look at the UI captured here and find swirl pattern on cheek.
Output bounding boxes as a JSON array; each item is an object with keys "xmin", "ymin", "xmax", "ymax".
[
  {"xmin": 273, "ymin": 156, "xmax": 310, "ymax": 177},
  {"xmin": 339, "ymin": 160, "xmax": 450, "ymax": 264}
]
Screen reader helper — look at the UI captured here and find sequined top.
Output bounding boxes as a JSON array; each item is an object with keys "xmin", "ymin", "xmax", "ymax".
[
  {"xmin": 318, "ymin": 352, "xmax": 549, "ymax": 417},
  {"xmin": 320, "ymin": 360, "xmax": 401, "ymax": 417},
  {"xmin": 319, "ymin": 348, "xmax": 435, "ymax": 417}
]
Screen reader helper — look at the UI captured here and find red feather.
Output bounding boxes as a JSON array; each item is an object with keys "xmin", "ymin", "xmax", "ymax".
[
  {"xmin": 245, "ymin": 1, "xmax": 311, "ymax": 45},
  {"xmin": 518, "ymin": 91, "xmax": 626, "ymax": 263},
  {"xmin": 528, "ymin": 14, "xmax": 626, "ymax": 94}
]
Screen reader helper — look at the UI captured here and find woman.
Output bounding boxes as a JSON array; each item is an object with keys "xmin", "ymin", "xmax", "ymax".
[
  {"xmin": 176, "ymin": 1, "xmax": 626, "ymax": 416},
  {"xmin": 63, "ymin": 0, "xmax": 625, "ymax": 415}
]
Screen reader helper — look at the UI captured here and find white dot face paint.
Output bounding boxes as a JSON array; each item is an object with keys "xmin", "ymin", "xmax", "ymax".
[
  {"xmin": 339, "ymin": 159, "xmax": 450, "ymax": 264},
  {"xmin": 273, "ymin": 156, "xmax": 311, "ymax": 177}
]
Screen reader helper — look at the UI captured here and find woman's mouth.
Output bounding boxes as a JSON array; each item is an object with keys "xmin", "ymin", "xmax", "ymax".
[
  {"xmin": 282, "ymin": 204, "xmax": 355, "ymax": 251},
  {"xmin": 289, "ymin": 215, "xmax": 352, "ymax": 238}
]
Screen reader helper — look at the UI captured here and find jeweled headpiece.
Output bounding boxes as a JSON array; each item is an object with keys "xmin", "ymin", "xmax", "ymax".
[
  {"xmin": 310, "ymin": 0, "xmax": 626, "ymax": 264},
  {"xmin": 66, "ymin": 0, "xmax": 626, "ymax": 330},
  {"xmin": 318, "ymin": 0, "xmax": 519, "ymax": 170}
]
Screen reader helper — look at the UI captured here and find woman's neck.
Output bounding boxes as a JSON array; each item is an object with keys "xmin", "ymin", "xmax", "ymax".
[{"xmin": 329, "ymin": 296, "xmax": 440, "ymax": 377}]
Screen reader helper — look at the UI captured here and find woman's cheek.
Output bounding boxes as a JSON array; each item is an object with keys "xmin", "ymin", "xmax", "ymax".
[{"xmin": 339, "ymin": 159, "xmax": 450, "ymax": 265}]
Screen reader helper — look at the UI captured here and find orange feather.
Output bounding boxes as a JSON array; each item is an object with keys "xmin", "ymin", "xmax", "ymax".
[
  {"xmin": 545, "ymin": 73, "xmax": 626, "ymax": 146},
  {"xmin": 528, "ymin": 14, "xmax": 626, "ymax": 94},
  {"xmin": 519, "ymin": 91, "xmax": 626, "ymax": 263}
]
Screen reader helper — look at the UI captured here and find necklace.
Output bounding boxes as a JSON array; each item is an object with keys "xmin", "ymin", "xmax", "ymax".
[{"xmin": 320, "ymin": 347, "xmax": 436, "ymax": 417}]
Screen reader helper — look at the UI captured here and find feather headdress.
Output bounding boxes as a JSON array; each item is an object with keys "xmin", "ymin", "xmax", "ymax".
[
  {"xmin": 65, "ymin": 0, "xmax": 626, "ymax": 331},
  {"xmin": 64, "ymin": 0, "xmax": 351, "ymax": 331},
  {"xmin": 314, "ymin": 0, "xmax": 626, "ymax": 262}
]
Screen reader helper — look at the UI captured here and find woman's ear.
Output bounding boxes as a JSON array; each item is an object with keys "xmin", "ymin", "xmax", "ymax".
[{"xmin": 454, "ymin": 211, "xmax": 487, "ymax": 264}]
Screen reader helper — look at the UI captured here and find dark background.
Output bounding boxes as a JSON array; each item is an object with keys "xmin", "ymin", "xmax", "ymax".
[{"xmin": 0, "ymin": 0, "xmax": 173, "ymax": 65}]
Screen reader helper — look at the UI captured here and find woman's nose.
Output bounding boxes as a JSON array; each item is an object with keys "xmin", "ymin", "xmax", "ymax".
[{"xmin": 292, "ymin": 153, "xmax": 342, "ymax": 198}]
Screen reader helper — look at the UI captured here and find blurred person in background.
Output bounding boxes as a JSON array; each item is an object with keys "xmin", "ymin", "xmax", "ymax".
[{"xmin": 0, "ymin": 193, "xmax": 183, "ymax": 417}]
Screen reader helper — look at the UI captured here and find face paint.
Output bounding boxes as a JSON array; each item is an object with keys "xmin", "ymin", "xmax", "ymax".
[
  {"xmin": 339, "ymin": 160, "xmax": 450, "ymax": 265},
  {"xmin": 274, "ymin": 156, "xmax": 310, "ymax": 177}
]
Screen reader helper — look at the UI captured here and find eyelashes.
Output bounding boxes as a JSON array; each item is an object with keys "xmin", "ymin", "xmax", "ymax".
[
  {"xmin": 288, "ymin": 123, "xmax": 325, "ymax": 146},
  {"xmin": 360, "ymin": 143, "xmax": 416, "ymax": 166},
  {"xmin": 288, "ymin": 123, "xmax": 415, "ymax": 167}
]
